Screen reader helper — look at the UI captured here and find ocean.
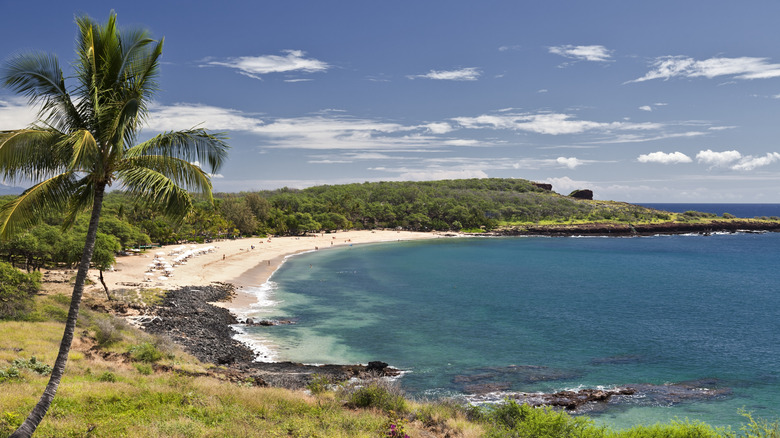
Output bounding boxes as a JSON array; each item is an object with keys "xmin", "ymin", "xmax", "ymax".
[{"xmin": 237, "ymin": 206, "xmax": 780, "ymax": 430}]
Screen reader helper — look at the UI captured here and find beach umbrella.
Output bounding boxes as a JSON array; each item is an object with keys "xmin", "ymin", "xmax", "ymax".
[
  {"xmin": 158, "ymin": 276, "xmax": 168, "ymax": 281},
  {"xmin": 155, "ymin": 251, "xmax": 165, "ymax": 256}
]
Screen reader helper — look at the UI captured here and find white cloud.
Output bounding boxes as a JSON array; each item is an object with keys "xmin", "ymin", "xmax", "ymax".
[
  {"xmin": 556, "ymin": 157, "xmax": 583, "ymax": 169},
  {"xmin": 548, "ymin": 45, "xmax": 612, "ymax": 62},
  {"xmin": 452, "ymin": 112, "xmax": 661, "ymax": 135},
  {"xmin": 637, "ymin": 151, "xmax": 693, "ymax": 164},
  {"xmin": 696, "ymin": 149, "xmax": 742, "ymax": 166},
  {"xmin": 145, "ymin": 103, "xmax": 265, "ymax": 132},
  {"xmin": 0, "ymin": 97, "xmax": 39, "ymax": 129},
  {"xmin": 398, "ymin": 169, "xmax": 488, "ymax": 181},
  {"xmin": 542, "ymin": 176, "xmax": 589, "ymax": 193},
  {"xmin": 629, "ymin": 56, "xmax": 780, "ymax": 83},
  {"xmin": 639, "ymin": 105, "xmax": 652, "ymax": 112},
  {"xmin": 424, "ymin": 122, "xmax": 453, "ymax": 134},
  {"xmin": 408, "ymin": 67, "xmax": 481, "ymax": 81},
  {"xmin": 731, "ymin": 152, "xmax": 780, "ymax": 171},
  {"xmin": 205, "ymin": 50, "xmax": 330, "ymax": 79}
]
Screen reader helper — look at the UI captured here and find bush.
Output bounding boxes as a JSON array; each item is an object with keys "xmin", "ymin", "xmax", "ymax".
[
  {"xmin": 98, "ymin": 371, "xmax": 118, "ymax": 382},
  {"xmin": 128, "ymin": 342, "xmax": 165, "ymax": 363},
  {"xmin": 722, "ymin": 212, "xmax": 736, "ymax": 219},
  {"xmin": 0, "ymin": 262, "xmax": 41, "ymax": 319},
  {"xmin": 483, "ymin": 401, "xmax": 601, "ymax": 438},
  {"xmin": 342, "ymin": 380, "xmax": 407, "ymax": 414},
  {"xmin": 306, "ymin": 374, "xmax": 331, "ymax": 395},
  {"xmin": 93, "ymin": 317, "xmax": 125, "ymax": 347},
  {"xmin": 134, "ymin": 363, "xmax": 153, "ymax": 375}
]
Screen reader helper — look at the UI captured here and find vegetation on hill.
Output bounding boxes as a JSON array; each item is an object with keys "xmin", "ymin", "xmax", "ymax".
[{"xmin": 6, "ymin": 178, "xmax": 777, "ymax": 271}]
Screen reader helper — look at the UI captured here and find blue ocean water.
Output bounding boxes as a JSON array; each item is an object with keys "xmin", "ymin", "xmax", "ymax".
[
  {"xmin": 640, "ymin": 203, "xmax": 780, "ymax": 218},
  {"xmin": 240, "ymin": 230, "xmax": 780, "ymax": 430}
]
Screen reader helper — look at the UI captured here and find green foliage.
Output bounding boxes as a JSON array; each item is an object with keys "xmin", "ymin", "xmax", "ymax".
[
  {"xmin": 97, "ymin": 371, "xmax": 118, "ymax": 382},
  {"xmin": 739, "ymin": 409, "xmax": 780, "ymax": 438},
  {"xmin": 306, "ymin": 374, "xmax": 331, "ymax": 395},
  {"xmin": 342, "ymin": 380, "xmax": 408, "ymax": 414},
  {"xmin": 0, "ymin": 357, "xmax": 52, "ymax": 383},
  {"xmin": 0, "ymin": 262, "xmax": 41, "ymax": 319},
  {"xmin": 128, "ymin": 342, "xmax": 167, "ymax": 363},
  {"xmin": 482, "ymin": 400, "xmax": 601, "ymax": 438},
  {"xmin": 723, "ymin": 212, "xmax": 736, "ymax": 219},
  {"xmin": 134, "ymin": 363, "xmax": 153, "ymax": 375}
]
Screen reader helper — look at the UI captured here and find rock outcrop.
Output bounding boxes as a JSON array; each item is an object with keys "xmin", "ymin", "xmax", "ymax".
[{"xmin": 568, "ymin": 189, "xmax": 593, "ymax": 200}]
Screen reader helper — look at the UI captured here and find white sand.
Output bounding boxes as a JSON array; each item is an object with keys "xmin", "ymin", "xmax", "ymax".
[{"xmin": 99, "ymin": 230, "xmax": 443, "ymax": 309}]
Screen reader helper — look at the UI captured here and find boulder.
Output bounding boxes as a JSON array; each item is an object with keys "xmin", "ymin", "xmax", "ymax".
[{"xmin": 569, "ymin": 189, "xmax": 593, "ymax": 200}]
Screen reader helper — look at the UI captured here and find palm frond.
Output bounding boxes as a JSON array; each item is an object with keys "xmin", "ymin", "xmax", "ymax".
[
  {"xmin": 63, "ymin": 129, "xmax": 100, "ymax": 173},
  {"xmin": 61, "ymin": 177, "xmax": 95, "ymax": 229},
  {"xmin": 118, "ymin": 155, "xmax": 213, "ymax": 197},
  {"xmin": 0, "ymin": 173, "xmax": 79, "ymax": 238},
  {"xmin": 127, "ymin": 129, "xmax": 229, "ymax": 172},
  {"xmin": 1, "ymin": 51, "xmax": 83, "ymax": 132},
  {"xmin": 115, "ymin": 167, "xmax": 193, "ymax": 220},
  {"xmin": 0, "ymin": 128, "xmax": 68, "ymax": 181}
]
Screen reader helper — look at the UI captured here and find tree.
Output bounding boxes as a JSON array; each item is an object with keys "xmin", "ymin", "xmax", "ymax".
[
  {"xmin": 0, "ymin": 12, "xmax": 228, "ymax": 437},
  {"xmin": 92, "ymin": 233, "xmax": 121, "ymax": 300}
]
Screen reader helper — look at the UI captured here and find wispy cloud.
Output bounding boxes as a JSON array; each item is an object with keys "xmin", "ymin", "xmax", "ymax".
[
  {"xmin": 0, "ymin": 97, "xmax": 38, "ymax": 129},
  {"xmin": 204, "ymin": 50, "xmax": 330, "ymax": 79},
  {"xmin": 548, "ymin": 45, "xmax": 612, "ymax": 62},
  {"xmin": 452, "ymin": 112, "xmax": 660, "ymax": 136},
  {"xmin": 637, "ymin": 151, "xmax": 693, "ymax": 164},
  {"xmin": 407, "ymin": 67, "xmax": 481, "ymax": 81},
  {"xmin": 628, "ymin": 56, "xmax": 780, "ymax": 83},
  {"xmin": 696, "ymin": 149, "xmax": 780, "ymax": 171}
]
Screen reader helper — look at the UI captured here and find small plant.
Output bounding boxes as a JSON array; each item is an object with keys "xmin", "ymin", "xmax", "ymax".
[
  {"xmin": 307, "ymin": 374, "xmax": 331, "ymax": 395},
  {"xmin": 384, "ymin": 414, "xmax": 409, "ymax": 438},
  {"xmin": 12, "ymin": 356, "xmax": 52, "ymax": 375},
  {"xmin": 93, "ymin": 317, "xmax": 124, "ymax": 346},
  {"xmin": 128, "ymin": 342, "xmax": 164, "ymax": 363},
  {"xmin": 134, "ymin": 363, "xmax": 153, "ymax": 375},
  {"xmin": 97, "ymin": 371, "xmax": 118, "ymax": 382},
  {"xmin": 342, "ymin": 380, "xmax": 407, "ymax": 414}
]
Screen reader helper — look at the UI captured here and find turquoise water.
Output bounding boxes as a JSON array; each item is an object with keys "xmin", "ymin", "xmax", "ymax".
[{"xmin": 241, "ymin": 233, "xmax": 780, "ymax": 430}]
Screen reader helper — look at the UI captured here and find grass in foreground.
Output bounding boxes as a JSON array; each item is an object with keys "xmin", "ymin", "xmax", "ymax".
[{"xmin": 1, "ymin": 292, "xmax": 779, "ymax": 437}]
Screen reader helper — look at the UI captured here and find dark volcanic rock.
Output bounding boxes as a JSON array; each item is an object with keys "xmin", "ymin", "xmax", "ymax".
[
  {"xmin": 532, "ymin": 182, "xmax": 553, "ymax": 191},
  {"xmin": 569, "ymin": 189, "xmax": 594, "ymax": 200},
  {"xmin": 140, "ymin": 283, "xmax": 400, "ymax": 389}
]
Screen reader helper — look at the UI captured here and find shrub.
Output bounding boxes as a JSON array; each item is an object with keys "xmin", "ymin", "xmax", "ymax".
[
  {"xmin": 483, "ymin": 400, "xmax": 601, "ymax": 438},
  {"xmin": 97, "ymin": 371, "xmax": 118, "ymax": 382},
  {"xmin": 93, "ymin": 317, "xmax": 124, "ymax": 347},
  {"xmin": 722, "ymin": 212, "xmax": 736, "ymax": 219},
  {"xmin": 0, "ymin": 262, "xmax": 41, "ymax": 319},
  {"xmin": 342, "ymin": 380, "xmax": 407, "ymax": 414},
  {"xmin": 134, "ymin": 363, "xmax": 153, "ymax": 375},
  {"xmin": 128, "ymin": 341, "xmax": 167, "ymax": 363},
  {"xmin": 306, "ymin": 374, "xmax": 331, "ymax": 395}
]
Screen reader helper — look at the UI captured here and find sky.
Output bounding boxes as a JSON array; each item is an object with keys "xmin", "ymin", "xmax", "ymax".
[{"xmin": 2, "ymin": 1, "xmax": 780, "ymax": 202}]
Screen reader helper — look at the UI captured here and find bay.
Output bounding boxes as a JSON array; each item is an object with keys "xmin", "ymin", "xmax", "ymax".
[{"xmin": 241, "ymin": 231, "xmax": 780, "ymax": 430}]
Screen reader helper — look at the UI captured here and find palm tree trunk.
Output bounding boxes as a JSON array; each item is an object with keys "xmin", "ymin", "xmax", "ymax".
[{"xmin": 11, "ymin": 184, "xmax": 106, "ymax": 438}]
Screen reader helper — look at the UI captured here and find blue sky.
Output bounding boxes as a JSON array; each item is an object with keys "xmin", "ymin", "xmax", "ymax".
[{"xmin": 2, "ymin": 1, "xmax": 780, "ymax": 202}]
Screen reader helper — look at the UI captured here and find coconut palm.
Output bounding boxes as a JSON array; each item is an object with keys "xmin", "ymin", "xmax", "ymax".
[{"xmin": 0, "ymin": 12, "xmax": 228, "ymax": 437}]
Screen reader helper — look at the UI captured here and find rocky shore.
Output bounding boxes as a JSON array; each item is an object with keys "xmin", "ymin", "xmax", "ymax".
[{"xmin": 139, "ymin": 283, "xmax": 399, "ymax": 388}]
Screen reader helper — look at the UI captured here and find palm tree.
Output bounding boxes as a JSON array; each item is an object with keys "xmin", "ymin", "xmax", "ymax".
[{"xmin": 0, "ymin": 12, "xmax": 228, "ymax": 437}]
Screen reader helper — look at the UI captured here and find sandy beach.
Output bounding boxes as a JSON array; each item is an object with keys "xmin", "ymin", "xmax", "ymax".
[{"xmin": 101, "ymin": 230, "xmax": 442, "ymax": 310}]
